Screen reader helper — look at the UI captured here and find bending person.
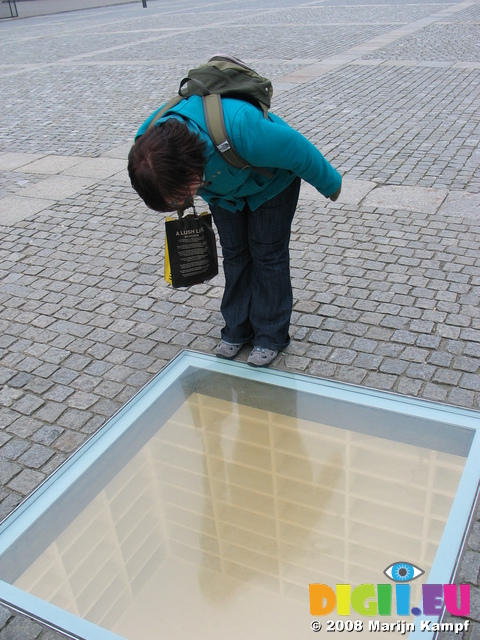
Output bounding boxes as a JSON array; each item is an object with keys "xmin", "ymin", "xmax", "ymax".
[{"xmin": 128, "ymin": 95, "xmax": 342, "ymax": 367}]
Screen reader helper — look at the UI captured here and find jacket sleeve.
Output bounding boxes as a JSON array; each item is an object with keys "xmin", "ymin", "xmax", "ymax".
[{"xmin": 230, "ymin": 105, "xmax": 342, "ymax": 198}]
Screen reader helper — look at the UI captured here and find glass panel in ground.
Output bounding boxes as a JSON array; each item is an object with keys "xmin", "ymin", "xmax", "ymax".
[{"xmin": 12, "ymin": 386, "xmax": 467, "ymax": 640}]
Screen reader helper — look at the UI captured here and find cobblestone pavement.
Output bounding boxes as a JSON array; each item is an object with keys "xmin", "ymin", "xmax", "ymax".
[{"xmin": 1, "ymin": 0, "xmax": 480, "ymax": 638}]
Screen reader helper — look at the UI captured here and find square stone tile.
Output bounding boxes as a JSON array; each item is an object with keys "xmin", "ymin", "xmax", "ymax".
[
  {"xmin": 363, "ymin": 185, "xmax": 448, "ymax": 214},
  {"xmin": 18, "ymin": 175, "xmax": 96, "ymax": 200},
  {"xmin": 350, "ymin": 59, "xmax": 383, "ymax": 66},
  {"xmin": 300, "ymin": 178, "xmax": 376, "ymax": 206},
  {"xmin": 437, "ymin": 192, "xmax": 480, "ymax": 221},
  {"xmin": 272, "ymin": 82, "xmax": 299, "ymax": 95},
  {"xmin": 453, "ymin": 62, "xmax": 480, "ymax": 70},
  {"xmin": 111, "ymin": 168, "xmax": 130, "ymax": 183},
  {"xmin": 382, "ymin": 60, "xmax": 419, "ymax": 66},
  {"xmin": 62, "ymin": 157, "xmax": 126, "ymax": 179},
  {"xmin": 101, "ymin": 142, "xmax": 132, "ymax": 159},
  {"xmin": 341, "ymin": 178, "xmax": 377, "ymax": 205},
  {"xmin": 19, "ymin": 155, "xmax": 85, "ymax": 175},
  {"xmin": 0, "ymin": 195, "xmax": 56, "ymax": 225},
  {"xmin": 278, "ymin": 62, "xmax": 340, "ymax": 83},
  {"xmin": 0, "ymin": 153, "xmax": 45, "ymax": 171}
]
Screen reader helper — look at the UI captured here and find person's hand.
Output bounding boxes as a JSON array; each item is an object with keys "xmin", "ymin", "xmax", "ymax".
[{"xmin": 329, "ymin": 184, "xmax": 341, "ymax": 202}]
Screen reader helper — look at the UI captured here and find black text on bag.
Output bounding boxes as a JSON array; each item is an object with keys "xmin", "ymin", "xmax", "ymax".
[{"xmin": 164, "ymin": 212, "xmax": 218, "ymax": 288}]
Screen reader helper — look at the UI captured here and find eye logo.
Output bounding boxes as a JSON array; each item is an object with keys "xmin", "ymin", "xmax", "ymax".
[
  {"xmin": 310, "ymin": 561, "xmax": 470, "ymax": 619},
  {"xmin": 384, "ymin": 561, "xmax": 424, "ymax": 582}
]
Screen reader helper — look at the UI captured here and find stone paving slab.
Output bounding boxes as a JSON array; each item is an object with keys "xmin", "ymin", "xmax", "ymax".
[
  {"xmin": 17, "ymin": 175, "xmax": 98, "ymax": 200},
  {"xmin": 101, "ymin": 142, "xmax": 132, "ymax": 159},
  {"xmin": 0, "ymin": 0, "xmax": 479, "ymax": 639},
  {"xmin": 363, "ymin": 184, "xmax": 448, "ymax": 214},
  {"xmin": 301, "ymin": 177, "xmax": 376, "ymax": 206},
  {"xmin": 61, "ymin": 157, "xmax": 126, "ymax": 179},
  {"xmin": 438, "ymin": 192, "xmax": 480, "ymax": 220},
  {"xmin": 0, "ymin": 195, "xmax": 56, "ymax": 224},
  {"xmin": 17, "ymin": 155, "xmax": 86, "ymax": 175},
  {"xmin": 0, "ymin": 153, "xmax": 46, "ymax": 171}
]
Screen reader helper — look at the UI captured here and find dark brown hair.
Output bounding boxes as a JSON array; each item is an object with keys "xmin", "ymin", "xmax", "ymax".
[{"xmin": 128, "ymin": 119, "xmax": 206, "ymax": 212}]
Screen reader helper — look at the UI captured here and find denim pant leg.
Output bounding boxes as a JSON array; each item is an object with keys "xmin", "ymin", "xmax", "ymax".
[
  {"xmin": 211, "ymin": 177, "xmax": 300, "ymax": 349},
  {"xmin": 209, "ymin": 203, "xmax": 254, "ymax": 345},
  {"xmin": 247, "ymin": 177, "xmax": 301, "ymax": 350}
]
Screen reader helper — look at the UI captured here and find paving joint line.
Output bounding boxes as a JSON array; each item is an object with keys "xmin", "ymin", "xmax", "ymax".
[
  {"xmin": 0, "ymin": 0, "xmax": 331, "ymax": 77},
  {"xmin": 275, "ymin": 0, "xmax": 475, "ymax": 85}
]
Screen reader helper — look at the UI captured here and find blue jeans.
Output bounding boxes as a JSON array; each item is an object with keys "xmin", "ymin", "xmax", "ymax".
[{"xmin": 210, "ymin": 177, "xmax": 301, "ymax": 350}]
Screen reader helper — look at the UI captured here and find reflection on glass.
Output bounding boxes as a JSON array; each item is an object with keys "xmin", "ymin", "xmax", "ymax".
[{"xmin": 12, "ymin": 389, "xmax": 466, "ymax": 640}]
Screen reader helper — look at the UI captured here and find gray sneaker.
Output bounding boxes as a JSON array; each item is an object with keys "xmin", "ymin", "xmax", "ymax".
[
  {"xmin": 247, "ymin": 347, "xmax": 278, "ymax": 367},
  {"xmin": 214, "ymin": 340, "xmax": 243, "ymax": 359}
]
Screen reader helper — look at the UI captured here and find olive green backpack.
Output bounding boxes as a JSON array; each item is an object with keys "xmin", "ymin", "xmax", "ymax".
[{"xmin": 147, "ymin": 55, "xmax": 273, "ymax": 175}]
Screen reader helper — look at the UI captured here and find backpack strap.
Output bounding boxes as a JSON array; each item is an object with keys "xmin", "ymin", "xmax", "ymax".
[
  {"xmin": 146, "ymin": 95, "xmax": 184, "ymax": 131},
  {"xmin": 203, "ymin": 94, "xmax": 248, "ymax": 170},
  {"xmin": 145, "ymin": 92, "xmax": 273, "ymax": 178},
  {"xmin": 202, "ymin": 94, "xmax": 272, "ymax": 178}
]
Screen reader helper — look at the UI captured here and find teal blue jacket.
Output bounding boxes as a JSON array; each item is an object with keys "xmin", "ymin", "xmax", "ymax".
[{"xmin": 136, "ymin": 96, "xmax": 342, "ymax": 212}]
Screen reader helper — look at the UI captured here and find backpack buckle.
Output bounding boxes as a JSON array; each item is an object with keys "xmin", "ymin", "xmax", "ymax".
[{"xmin": 217, "ymin": 141, "xmax": 231, "ymax": 153}]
